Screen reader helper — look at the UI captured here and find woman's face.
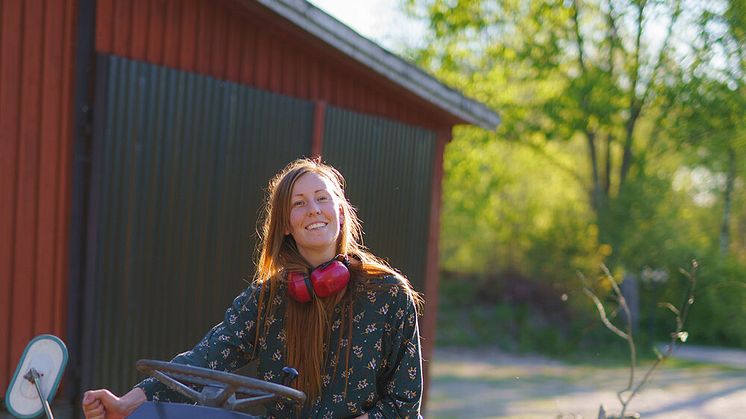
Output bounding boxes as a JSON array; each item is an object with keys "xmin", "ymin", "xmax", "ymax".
[{"xmin": 287, "ymin": 172, "xmax": 343, "ymax": 266}]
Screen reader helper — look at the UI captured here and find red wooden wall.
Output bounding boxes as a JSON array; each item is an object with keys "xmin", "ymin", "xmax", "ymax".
[
  {"xmin": 93, "ymin": 0, "xmax": 459, "ymax": 132},
  {"xmin": 0, "ymin": 0, "xmax": 78, "ymax": 394}
]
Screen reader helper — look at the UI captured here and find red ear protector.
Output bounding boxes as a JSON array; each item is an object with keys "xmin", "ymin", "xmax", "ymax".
[{"xmin": 287, "ymin": 255, "xmax": 350, "ymax": 303}]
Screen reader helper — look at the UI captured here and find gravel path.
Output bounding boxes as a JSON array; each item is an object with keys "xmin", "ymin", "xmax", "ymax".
[{"xmin": 425, "ymin": 347, "xmax": 746, "ymax": 418}]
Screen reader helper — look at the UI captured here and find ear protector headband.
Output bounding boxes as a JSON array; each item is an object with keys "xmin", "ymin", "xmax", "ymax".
[{"xmin": 287, "ymin": 255, "xmax": 350, "ymax": 303}]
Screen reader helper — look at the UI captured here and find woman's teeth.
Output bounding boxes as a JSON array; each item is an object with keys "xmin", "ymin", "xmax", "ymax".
[{"xmin": 307, "ymin": 222, "xmax": 326, "ymax": 230}]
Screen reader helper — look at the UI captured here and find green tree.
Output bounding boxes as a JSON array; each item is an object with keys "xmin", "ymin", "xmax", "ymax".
[
  {"xmin": 396, "ymin": 0, "xmax": 746, "ymax": 353},
  {"xmin": 667, "ymin": 0, "xmax": 746, "ymax": 255},
  {"xmin": 405, "ymin": 0, "xmax": 710, "ymax": 268},
  {"xmin": 440, "ymin": 126, "xmax": 599, "ymax": 279}
]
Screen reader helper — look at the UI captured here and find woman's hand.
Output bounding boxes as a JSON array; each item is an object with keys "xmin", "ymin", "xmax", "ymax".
[{"xmin": 82, "ymin": 387, "xmax": 146, "ymax": 419}]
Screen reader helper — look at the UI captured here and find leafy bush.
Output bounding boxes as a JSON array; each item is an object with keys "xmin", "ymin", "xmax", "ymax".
[
  {"xmin": 683, "ymin": 255, "xmax": 746, "ymax": 347},
  {"xmin": 436, "ymin": 253, "xmax": 746, "ymax": 359}
]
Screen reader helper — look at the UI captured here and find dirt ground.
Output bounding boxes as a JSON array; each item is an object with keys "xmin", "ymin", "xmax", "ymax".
[{"xmin": 425, "ymin": 347, "xmax": 746, "ymax": 418}]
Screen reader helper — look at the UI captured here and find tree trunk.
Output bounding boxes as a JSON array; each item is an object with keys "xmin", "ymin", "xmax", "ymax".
[
  {"xmin": 619, "ymin": 106, "xmax": 640, "ymax": 189},
  {"xmin": 720, "ymin": 146, "xmax": 736, "ymax": 255},
  {"xmin": 604, "ymin": 133, "xmax": 612, "ymax": 195},
  {"xmin": 587, "ymin": 131, "xmax": 603, "ymax": 213}
]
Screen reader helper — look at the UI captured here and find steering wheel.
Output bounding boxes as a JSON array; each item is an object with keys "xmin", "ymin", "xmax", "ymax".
[{"xmin": 136, "ymin": 360, "xmax": 306, "ymax": 411}]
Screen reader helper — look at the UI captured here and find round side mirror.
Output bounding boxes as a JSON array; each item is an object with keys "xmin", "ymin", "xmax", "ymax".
[{"xmin": 5, "ymin": 334, "xmax": 68, "ymax": 418}]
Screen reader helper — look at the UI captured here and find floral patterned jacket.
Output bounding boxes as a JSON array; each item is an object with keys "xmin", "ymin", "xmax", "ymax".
[{"xmin": 135, "ymin": 275, "xmax": 422, "ymax": 418}]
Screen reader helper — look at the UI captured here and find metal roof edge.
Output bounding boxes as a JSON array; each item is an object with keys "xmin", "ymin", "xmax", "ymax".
[{"xmin": 253, "ymin": 0, "xmax": 501, "ymax": 130}]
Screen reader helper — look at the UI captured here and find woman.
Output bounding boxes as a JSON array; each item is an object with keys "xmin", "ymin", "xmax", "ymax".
[{"xmin": 83, "ymin": 158, "xmax": 423, "ymax": 418}]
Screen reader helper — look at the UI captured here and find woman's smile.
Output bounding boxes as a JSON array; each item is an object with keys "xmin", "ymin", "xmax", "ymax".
[{"xmin": 306, "ymin": 221, "xmax": 328, "ymax": 230}]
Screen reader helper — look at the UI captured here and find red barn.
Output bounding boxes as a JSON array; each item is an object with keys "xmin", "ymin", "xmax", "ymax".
[{"xmin": 0, "ymin": 0, "xmax": 499, "ymax": 412}]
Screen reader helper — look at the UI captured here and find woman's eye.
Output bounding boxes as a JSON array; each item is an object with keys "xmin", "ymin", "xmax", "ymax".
[
  {"xmin": 292, "ymin": 201, "xmax": 304, "ymax": 207},
  {"xmin": 318, "ymin": 196, "xmax": 329, "ymax": 201}
]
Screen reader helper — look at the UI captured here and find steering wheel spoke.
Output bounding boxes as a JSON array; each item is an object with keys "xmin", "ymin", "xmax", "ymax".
[
  {"xmin": 151, "ymin": 370, "xmax": 202, "ymax": 401},
  {"xmin": 211, "ymin": 383, "xmax": 239, "ymax": 407}
]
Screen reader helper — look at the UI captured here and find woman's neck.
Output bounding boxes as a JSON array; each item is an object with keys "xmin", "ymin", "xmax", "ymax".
[{"xmin": 299, "ymin": 248, "xmax": 336, "ymax": 268}]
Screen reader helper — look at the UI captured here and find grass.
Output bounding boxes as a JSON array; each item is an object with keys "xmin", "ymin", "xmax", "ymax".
[
  {"xmin": 436, "ymin": 299, "xmax": 653, "ymax": 363},
  {"xmin": 432, "ymin": 301, "xmax": 743, "ymax": 382},
  {"xmin": 660, "ymin": 356, "xmax": 739, "ymax": 371}
]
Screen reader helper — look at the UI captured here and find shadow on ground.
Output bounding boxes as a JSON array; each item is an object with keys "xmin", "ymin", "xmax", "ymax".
[{"xmin": 426, "ymin": 347, "xmax": 746, "ymax": 419}]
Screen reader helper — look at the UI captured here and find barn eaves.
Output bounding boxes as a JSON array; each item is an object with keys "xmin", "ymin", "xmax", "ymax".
[{"xmin": 251, "ymin": 0, "xmax": 501, "ymax": 131}]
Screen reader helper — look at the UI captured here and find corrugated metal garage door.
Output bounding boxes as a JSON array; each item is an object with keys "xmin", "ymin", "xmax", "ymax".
[
  {"xmin": 322, "ymin": 106, "xmax": 436, "ymax": 292},
  {"xmin": 80, "ymin": 55, "xmax": 313, "ymax": 393},
  {"xmin": 78, "ymin": 55, "xmax": 437, "ymax": 395}
]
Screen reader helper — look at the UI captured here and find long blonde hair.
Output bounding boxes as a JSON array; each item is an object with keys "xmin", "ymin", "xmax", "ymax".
[{"xmin": 252, "ymin": 158, "xmax": 421, "ymax": 403}]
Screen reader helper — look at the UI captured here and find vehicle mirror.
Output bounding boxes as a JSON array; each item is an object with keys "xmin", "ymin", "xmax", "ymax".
[{"xmin": 5, "ymin": 334, "xmax": 68, "ymax": 419}]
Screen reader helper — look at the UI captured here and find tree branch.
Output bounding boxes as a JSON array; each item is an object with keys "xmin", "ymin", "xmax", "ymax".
[
  {"xmin": 604, "ymin": 0, "xmax": 624, "ymax": 75},
  {"xmin": 570, "ymin": 0, "xmax": 587, "ymax": 73},
  {"xmin": 584, "ymin": 261, "xmax": 698, "ymax": 418},
  {"xmin": 639, "ymin": 0, "xmax": 683, "ymax": 108},
  {"xmin": 621, "ymin": 0, "xmax": 683, "ymax": 188}
]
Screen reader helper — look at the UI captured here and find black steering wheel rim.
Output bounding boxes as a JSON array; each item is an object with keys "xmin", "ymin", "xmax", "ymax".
[{"xmin": 136, "ymin": 359, "xmax": 306, "ymax": 410}]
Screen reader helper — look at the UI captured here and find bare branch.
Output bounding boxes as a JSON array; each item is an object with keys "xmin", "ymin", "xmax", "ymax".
[
  {"xmin": 656, "ymin": 302, "xmax": 680, "ymax": 316},
  {"xmin": 584, "ymin": 261, "xmax": 698, "ymax": 418},
  {"xmin": 600, "ymin": 266, "xmax": 636, "ymax": 410},
  {"xmin": 579, "ymin": 272, "xmax": 629, "ymax": 340},
  {"xmin": 626, "ymin": 261, "xmax": 697, "ymax": 408}
]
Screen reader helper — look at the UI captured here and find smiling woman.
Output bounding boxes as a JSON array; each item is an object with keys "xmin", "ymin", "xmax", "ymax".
[{"xmin": 82, "ymin": 158, "xmax": 424, "ymax": 419}]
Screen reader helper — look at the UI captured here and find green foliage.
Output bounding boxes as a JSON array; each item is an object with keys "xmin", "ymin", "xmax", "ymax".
[
  {"xmin": 603, "ymin": 168, "xmax": 715, "ymax": 270},
  {"xmin": 436, "ymin": 269, "xmax": 664, "ymax": 360},
  {"xmin": 398, "ymin": 0, "xmax": 746, "ymax": 350},
  {"xmin": 682, "ymin": 255, "xmax": 746, "ymax": 347},
  {"xmin": 436, "ymin": 271, "xmax": 578, "ymax": 355},
  {"xmin": 440, "ymin": 126, "xmax": 601, "ymax": 280}
]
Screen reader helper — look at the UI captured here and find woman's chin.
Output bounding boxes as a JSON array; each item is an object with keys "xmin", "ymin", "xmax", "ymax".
[{"xmin": 297, "ymin": 239, "xmax": 337, "ymax": 256}]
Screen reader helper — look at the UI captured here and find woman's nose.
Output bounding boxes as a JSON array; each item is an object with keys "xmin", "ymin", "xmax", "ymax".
[{"xmin": 307, "ymin": 202, "xmax": 321, "ymax": 215}]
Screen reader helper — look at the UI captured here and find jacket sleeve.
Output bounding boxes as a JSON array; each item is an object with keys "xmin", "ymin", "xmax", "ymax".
[
  {"xmin": 134, "ymin": 284, "xmax": 262, "ymax": 402},
  {"xmin": 367, "ymin": 287, "xmax": 423, "ymax": 418}
]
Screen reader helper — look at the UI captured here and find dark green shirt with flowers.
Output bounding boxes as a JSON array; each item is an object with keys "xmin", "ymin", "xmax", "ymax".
[{"xmin": 135, "ymin": 276, "xmax": 422, "ymax": 418}]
